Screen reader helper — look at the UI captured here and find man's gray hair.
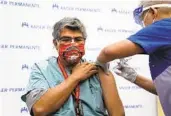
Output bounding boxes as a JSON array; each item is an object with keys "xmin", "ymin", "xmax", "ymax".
[
  {"xmin": 139, "ymin": 0, "xmax": 171, "ymax": 8},
  {"xmin": 52, "ymin": 17, "xmax": 87, "ymax": 40}
]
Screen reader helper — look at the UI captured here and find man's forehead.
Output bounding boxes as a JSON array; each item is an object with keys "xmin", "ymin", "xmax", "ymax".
[{"xmin": 60, "ymin": 28, "xmax": 83, "ymax": 36}]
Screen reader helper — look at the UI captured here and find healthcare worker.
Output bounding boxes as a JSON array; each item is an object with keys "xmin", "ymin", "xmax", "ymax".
[{"xmin": 96, "ymin": 1, "xmax": 171, "ymax": 115}]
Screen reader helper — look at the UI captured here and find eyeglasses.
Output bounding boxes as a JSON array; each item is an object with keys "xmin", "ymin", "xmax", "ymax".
[
  {"xmin": 133, "ymin": 4, "xmax": 171, "ymax": 26},
  {"xmin": 59, "ymin": 36, "xmax": 85, "ymax": 44}
]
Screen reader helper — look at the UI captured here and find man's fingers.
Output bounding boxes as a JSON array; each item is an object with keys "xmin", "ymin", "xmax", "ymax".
[
  {"xmin": 89, "ymin": 69, "xmax": 98, "ymax": 75},
  {"xmin": 84, "ymin": 63, "xmax": 97, "ymax": 69},
  {"xmin": 82, "ymin": 62, "xmax": 89, "ymax": 66}
]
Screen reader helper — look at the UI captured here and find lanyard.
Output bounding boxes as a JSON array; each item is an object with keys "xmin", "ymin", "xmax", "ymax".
[{"xmin": 57, "ymin": 58, "xmax": 83, "ymax": 116}]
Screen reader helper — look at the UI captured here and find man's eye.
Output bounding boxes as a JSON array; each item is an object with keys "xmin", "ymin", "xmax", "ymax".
[
  {"xmin": 61, "ymin": 37, "xmax": 71, "ymax": 41},
  {"xmin": 75, "ymin": 37, "xmax": 84, "ymax": 41},
  {"xmin": 59, "ymin": 37, "xmax": 84, "ymax": 42},
  {"xmin": 75, "ymin": 39, "xmax": 82, "ymax": 41}
]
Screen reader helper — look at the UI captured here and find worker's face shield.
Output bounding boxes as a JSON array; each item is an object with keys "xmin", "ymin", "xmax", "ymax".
[{"xmin": 133, "ymin": 4, "xmax": 171, "ymax": 26}]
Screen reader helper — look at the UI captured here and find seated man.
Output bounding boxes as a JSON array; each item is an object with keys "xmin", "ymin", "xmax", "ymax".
[{"xmin": 21, "ymin": 17, "xmax": 124, "ymax": 116}]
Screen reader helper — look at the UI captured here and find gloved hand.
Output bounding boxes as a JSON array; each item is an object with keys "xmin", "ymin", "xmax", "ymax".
[
  {"xmin": 95, "ymin": 60, "xmax": 110, "ymax": 74},
  {"xmin": 114, "ymin": 59, "xmax": 137, "ymax": 83}
]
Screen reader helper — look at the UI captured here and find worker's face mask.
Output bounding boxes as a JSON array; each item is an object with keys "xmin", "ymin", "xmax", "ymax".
[{"xmin": 57, "ymin": 37, "xmax": 85, "ymax": 65}]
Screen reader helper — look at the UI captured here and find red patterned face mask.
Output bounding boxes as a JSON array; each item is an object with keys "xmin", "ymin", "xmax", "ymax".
[{"xmin": 58, "ymin": 43, "xmax": 85, "ymax": 65}]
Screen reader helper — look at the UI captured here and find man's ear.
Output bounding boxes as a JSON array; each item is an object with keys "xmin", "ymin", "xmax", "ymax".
[
  {"xmin": 53, "ymin": 39, "xmax": 59, "ymax": 50},
  {"xmin": 53, "ymin": 39, "xmax": 57, "ymax": 46},
  {"xmin": 151, "ymin": 8, "xmax": 158, "ymax": 19}
]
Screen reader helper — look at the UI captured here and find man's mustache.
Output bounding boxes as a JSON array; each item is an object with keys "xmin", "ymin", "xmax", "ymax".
[{"xmin": 65, "ymin": 46, "xmax": 80, "ymax": 52}]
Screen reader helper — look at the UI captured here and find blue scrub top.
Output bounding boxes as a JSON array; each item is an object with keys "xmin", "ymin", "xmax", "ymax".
[{"xmin": 128, "ymin": 18, "xmax": 171, "ymax": 116}]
